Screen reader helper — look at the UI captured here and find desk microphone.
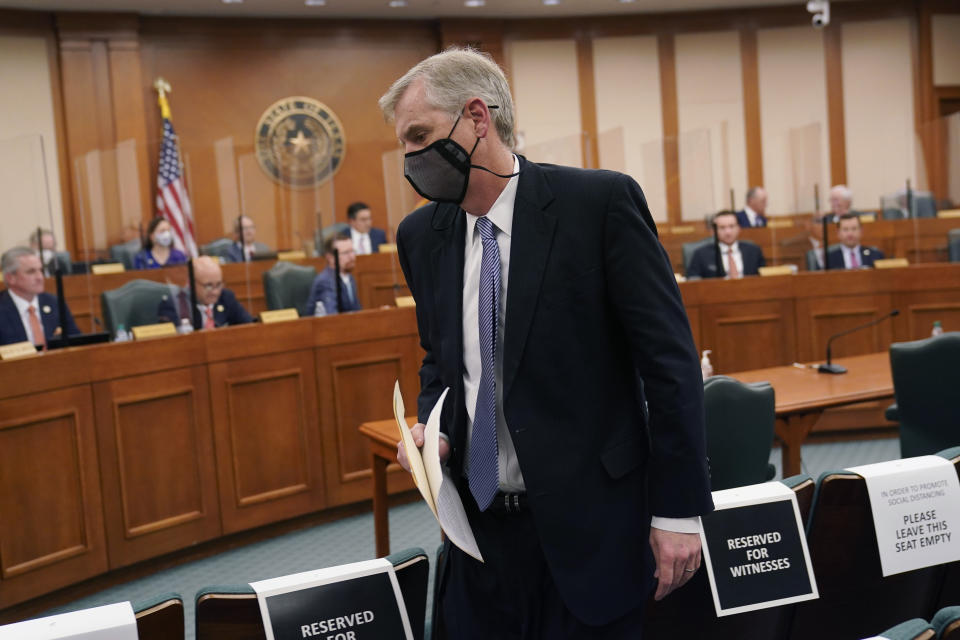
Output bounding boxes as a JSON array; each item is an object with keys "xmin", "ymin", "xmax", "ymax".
[{"xmin": 818, "ymin": 309, "xmax": 899, "ymax": 374}]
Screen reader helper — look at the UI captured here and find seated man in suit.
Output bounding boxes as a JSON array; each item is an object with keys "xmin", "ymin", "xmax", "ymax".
[
  {"xmin": 736, "ymin": 186, "xmax": 769, "ymax": 228},
  {"xmin": 828, "ymin": 184, "xmax": 864, "ymax": 221},
  {"xmin": 346, "ymin": 201, "xmax": 387, "ymax": 255},
  {"xmin": 158, "ymin": 256, "xmax": 253, "ymax": 329},
  {"xmin": 29, "ymin": 228, "xmax": 70, "ymax": 276},
  {"xmin": 304, "ymin": 233, "xmax": 361, "ymax": 316},
  {"xmin": 225, "ymin": 215, "xmax": 272, "ymax": 262},
  {"xmin": 826, "ymin": 213, "xmax": 884, "ymax": 269},
  {"xmin": 0, "ymin": 247, "xmax": 80, "ymax": 347},
  {"xmin": 687, "ymin": 210, "xmax": 766, "ymax": 279}
]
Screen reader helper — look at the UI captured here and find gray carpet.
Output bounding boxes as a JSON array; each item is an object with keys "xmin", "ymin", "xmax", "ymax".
[{"xmin": 33, "ymin": 437, "xmax": 901, "ymax": 638}]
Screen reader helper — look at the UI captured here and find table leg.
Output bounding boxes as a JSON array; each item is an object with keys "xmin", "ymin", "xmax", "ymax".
[
  {"xmin": 775, "ymin": 413, "xmax": 821, "ymax": 478},
  {"xmin": 372, "ymin": 453, "xmax": 389, "ymax": 557}
]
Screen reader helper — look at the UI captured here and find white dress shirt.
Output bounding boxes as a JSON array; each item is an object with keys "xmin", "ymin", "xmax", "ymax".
[
  {"xmin": 10, "ymin": 290, "xmax": 41, "ymax": 344},
  {"xmin": 350, "ymin": 228, "xmax": 372, "ymax": 255},
  {"xmin": 340, "ymin": 273, "xmax": 355, "ymax": 303},
  {"xmin": 743, "ymin": 205, "xmax": 760, "ymax": 227},
  {"xmin": 843, "ymin": 245, "xmax": 862, "ymax": 269},
  {"xmin": 721, "ymin": 242, "xmax": 744, "ymax": 278},
  {"xmin": 459, "ymin": 155, "xmax": 696, "ymax": 533}
]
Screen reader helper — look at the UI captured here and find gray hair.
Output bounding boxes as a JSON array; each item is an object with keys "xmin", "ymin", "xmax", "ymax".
[
  {"xmin": 745, "ymin": 186, "xmax": 763, "ymax": 202},
  {"xmin": 378, "ymin": 46, "xmax": 516, "ymax": 149},
  {"xmin": 1, "ymin": 246, "xmax": 38, "ymax": 278},
  {"xmin": 830, "ymin": 184, "xmax": 853, "ymax": 205}
]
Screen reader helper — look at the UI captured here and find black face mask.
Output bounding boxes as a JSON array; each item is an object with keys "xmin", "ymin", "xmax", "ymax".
[{"xmin": 403, "ymin": 107, "xmax": 519, "ymax": 205}]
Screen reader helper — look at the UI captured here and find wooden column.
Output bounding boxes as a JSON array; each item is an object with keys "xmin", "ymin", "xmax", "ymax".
[
  {"xmin": 575, "ymin": 36, "xmax": 599, "ymax": 169},
  {"xmin": 740, "ymin": 27, "xmax": 764, "ymax": 189},
  {"xmin": 658, "ymin": 33, "xmax": 682, "ymax": 226},
  {"xmin": 824, "ymin": 23, "xmax": 847, "ymax": 187}
]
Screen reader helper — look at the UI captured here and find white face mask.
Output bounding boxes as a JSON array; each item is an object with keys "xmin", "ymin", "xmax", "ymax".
[
  {"xmin": 40, "ymin": 249, "xmax": 55, "ymax": 264},
  {"xmin": 155, "ymin": 231, "xmax": 174, "ymax": 247}
]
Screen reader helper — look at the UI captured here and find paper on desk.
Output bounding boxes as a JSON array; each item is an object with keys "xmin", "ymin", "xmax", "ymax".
[{"xmin": 392, "ymin": 382, "xmax": 483, "ymax": 562}]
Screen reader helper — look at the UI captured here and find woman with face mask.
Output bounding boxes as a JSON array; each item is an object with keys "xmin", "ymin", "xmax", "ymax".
[{"xmin": 133, "ymin": 217, "xmax": 188, "ymax": 270}]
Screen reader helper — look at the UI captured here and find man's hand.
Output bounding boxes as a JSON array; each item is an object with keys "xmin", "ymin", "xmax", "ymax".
[
  {"xmin": 397, "ymin": 422, "xmax": 450, "ymax": 471},
  {"xmin": 650, "ymin": 528, "xmax": 702, "ymax": 601}
]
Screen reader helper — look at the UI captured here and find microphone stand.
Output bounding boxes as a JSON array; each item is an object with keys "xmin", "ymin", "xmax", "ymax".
[
  {"xmin": 821, "ymin": 215, "xmax": 830, "ymax": 272},
  {"xmin": 188, "ymin": 258, "xmax": 200, "ymax": 330},
  {"xmin": 333, "ymin": 247, "xmax": 344, "ymax": 313},
  {"xmin": 712, "ymin": 218, "xmax": 725, "ymax": 278},
  {"xmin": 237, "ymin": 214, "xmax": 246, "ymax": 262},
  {"xmin": 55, "ymin": 264, "xmax": 69, "ymax": 347},
  {"xmin": 818, "ymin": 310, "xmax": 900, "ymax": 374}
]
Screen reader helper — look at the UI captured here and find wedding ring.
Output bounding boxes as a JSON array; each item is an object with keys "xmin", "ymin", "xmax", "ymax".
[{"xmin": 683, "ymin": 568, "xmax": 696, "ymax": 573}]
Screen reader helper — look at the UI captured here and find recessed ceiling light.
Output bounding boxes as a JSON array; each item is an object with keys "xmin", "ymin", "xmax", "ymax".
[
  {"xmin": 464, "ymin": 0, "xmax": 486, "ymax": 6},
  {"xmin": 618, "ymin": 0, "xmax": 636, "ymax": 3},
  {"xmin": 388, "ymin": 0, "xmax": 408, "ymax": 6},
  {"xmin": 543, "ymin": 0, "xmax": 561, "ymax": 5},
  {"xmin": 305, "ymin": 0, "xmax": 326, "ymax": 5},
  {"xmin": 221, "ymin": 0, "xmax": 243, "ymax": 4}
]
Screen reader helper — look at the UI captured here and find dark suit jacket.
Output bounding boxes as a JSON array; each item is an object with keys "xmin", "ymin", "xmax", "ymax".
[
  {"xmin": 735, "ymin": 209, "xmax": 767, "ymax": 228},
  {"xmin": 224, "ymin": 241, "xmax": 271, "ymax": 263},
  {"xmin": 686, "ymin": 242, "xmax": 765, "ymax": 279},
  {"xmin": 304, "ymin": 267, "xmax": 362, "ymax": 316},
  {"xmin": 396, "ymin": 156, "xmax": 712, "ymax": 625},
  {"xmin": 157, "ymin": 288, "xmax": 254, "ymax": 328},
  {"xmin": 369, "ymin": 227, "xmax": 387, "ymax": 253},
  {"xmin": 0, "ymin": 290, "xmax": 80, "ymax": 345},
  {"xmin": 826, "ymin": 245, "xmax": 884, "ymax": 269}
]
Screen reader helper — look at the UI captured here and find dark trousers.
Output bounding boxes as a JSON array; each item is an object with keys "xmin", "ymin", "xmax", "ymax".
[{"xmin": 436, "ymin": 487, "xmax": 646, "ymax": 640}]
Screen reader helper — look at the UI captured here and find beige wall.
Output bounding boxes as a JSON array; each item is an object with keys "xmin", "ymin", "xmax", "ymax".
[
  {"xmin": 842, "ymin": 19, "xmax": 917, "ymax": 211},
  {"xmin": 592, "ymin": 35, "xmax": 667, "ymax": 222},
  {"xmin": 675, "ymin": 30, "xmax": 747, "ymax": 221},
  {"xmin": 932, "ymin": 14, "xmax": 960, "ymax": 87},
  {"xmin": 757, "ymin": 26, "xmax": 830, "ymax": 215},
  {"xmin": 0, "ymin": 34, "xmax": 65, "ymax": 254},
  {"xmin": 507, "ymin": 39, "xmax": 583, "ymax": 168}
]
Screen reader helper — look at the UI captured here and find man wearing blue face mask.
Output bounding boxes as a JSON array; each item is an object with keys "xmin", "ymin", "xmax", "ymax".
[{"xmin": 381, "ymin": 48, "xmax": 712, "ymax": 638}]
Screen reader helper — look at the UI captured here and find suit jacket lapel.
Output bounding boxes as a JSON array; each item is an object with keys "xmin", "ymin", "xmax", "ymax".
[
  {"xmin": 503, "ymin": 158, "xmax": 557, "ymax": 400},
  {"xmin": 0, "ymin": 293, "xmax": 28, "ymax": 342},
  {"xmin": 430, "ymin": 204, "xmax": 465, "ymax": 383}
]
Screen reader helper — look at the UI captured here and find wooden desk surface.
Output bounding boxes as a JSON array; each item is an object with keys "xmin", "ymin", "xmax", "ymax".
[
  {"xmin": 731, "ymin": 352, "xmax": 894, "ymax": 415},
  {"xmin": 358, "ymin": 417, "xmax": 413, "ymax": 449}
]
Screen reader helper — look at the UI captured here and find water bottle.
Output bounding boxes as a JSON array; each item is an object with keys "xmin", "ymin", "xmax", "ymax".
[
  {"xmin": 932, "ymin": 321, "xmax": 944, "ymax": 337},
  {"xmin": 178, "ymin": 318, "xmax": 194, "ymax": 335},
  {"xmin": 700, "ymin": 349, "xmax": 714, "ymax": 380},
  {"xmin": 114, "ymin": 324, "xmax": 129, "ymax": 342},
  {"xmin": 314, "ymin": 301, "xmax": 327, "ymax": 317}
]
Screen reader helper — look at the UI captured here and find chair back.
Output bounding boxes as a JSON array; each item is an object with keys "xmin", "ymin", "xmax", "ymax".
[
  {"xmin": 202, "ymin": 238, "xmax": 234, "ymax": 261},
  {"xmin": 642, "ymin": 475, "xmax": 814, "ymax": 640},
  {"xmin": 934, "ymin": 605, "xmax": 960, "ymax": 639},
  {"xmin": 52, "ymin": 251, "xmax": 72, "ymax": 274},
  {"xmin": 134, "ymin": 592, "xmax": 184, "ymax": 640},
  {"xmin": 948, "ymin": 229, "xmax": 960, "ymax": 263},
  {"xmin": 703, "ymin": 376, "xmax": 776, "ymax": 491},
  {"xmin": 914, "ymin": 194, "xmax": 937, "ymax": 218},
  {"xmin": 314, "ymin": 223, "xmax": 351, "ymax": 256},
  {"xmin": 100, "ymin": 279, "xmax": 173, "ymax": 334},
  {"xmin": 872, "ymin": 619, "xmax": 935, "ymax": 640},
  {"xmin": 110, "ymin": 238, "xmax": 142, "ymax": 270},
  {"xmin": 262, "ymin": 261, "xmax": 317, "ymax": 313},
  {"xmin": 195, "ymin": 548, "xmax": 429, "ymax": 640},
  {"xmin": 787, "ymin": 466, "xmax": 948, "ymax": 640},
  {"xmin": 682, "ymin": 237, "xmax": 713, "ymax": 276},
  {"xmin": 883, "ymin": 208, "xmax": 907, "ymax": 220},
  {"xmin": 890, "ymin": 333, "xmax": 960, "ymax": 458}
]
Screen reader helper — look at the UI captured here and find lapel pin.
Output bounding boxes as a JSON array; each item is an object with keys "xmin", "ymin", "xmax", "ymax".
[
  {"xmin": 42, "ymin": 305, "xmax": 52, "ymax": 314},
  {"xmin": 216, "ymin": 304, "xmax": 224, "ymax": 313},
  {"xmin": 864, "ymin": 249, "xmax": 871, "ymax": 255}
]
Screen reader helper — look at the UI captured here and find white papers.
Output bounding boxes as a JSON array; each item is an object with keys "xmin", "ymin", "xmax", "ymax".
[
  {"xmin": 846, "ymin": 455, "xmax": 960, "ymax": 576},
  {"xmin": 0, "ymin": 602, "xmax": 137, "ymax": 640},
  {"xmin": 393, "ymin": 382, "xmax": 483, "ymax": 562}
]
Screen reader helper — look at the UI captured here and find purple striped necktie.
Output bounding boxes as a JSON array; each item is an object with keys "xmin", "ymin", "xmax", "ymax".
[{"xmin": 469, "ymin": 216, "xmax": 501, "ymax": 511}]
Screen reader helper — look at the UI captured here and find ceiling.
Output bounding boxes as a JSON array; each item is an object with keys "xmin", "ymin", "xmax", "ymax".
[{"xmin": 0, "ymin": 0, "xmax": 805, "ymax": 19}]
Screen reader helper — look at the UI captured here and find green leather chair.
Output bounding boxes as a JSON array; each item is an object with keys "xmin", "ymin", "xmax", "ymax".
[
  {"xmin": 948, "ymin": 229, "xmax": 960, "ymax": 263},
  {"xmin": 681, "ymin": 237, "xmax": 712, "ymax": 276},
  {"xmin": 889, "ymin": 332, "xmax": 960, "ymax": 458},
  {"xmin": 314, "ymin": 222, "xmax": 351, "ymax": 257},
  {"xmin": 703, "ymin": 375, "xmax": 776, "ymax": 491},
  {"xmin": 101, "ymin": 279, "xmax": 174, "ymax": 334},
  {"xmin": 871, "ymin": 619, "xmax": 935, "ymax": 640},
  {"xmin": 133, "ymin": 592, "xmax": 184, "ymax": 640},
  {"xmin": 194, "ymin": 548, "xmax": 429, "ymax": 640},
  {"xmin": 201, "ymin": 237, "xmax": 234, "ymax": 261},
  {"xmin": 109, "ymin": 238, "xmax": 142, "ymax": 270},
  {"xmin": 933, "ymin": 606, "xmax": 960, "ymax": 639},
  {"xmin": 805, "ymin": 243, "xmax": 841, "ymax": 271},
  {"xmin": 262, "ymin": 261, "xmax": 317, "ymax": 314}
]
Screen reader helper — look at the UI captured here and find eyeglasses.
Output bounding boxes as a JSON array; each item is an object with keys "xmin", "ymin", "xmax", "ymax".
[{"xmin": 197, "ymin": 281, "xmax": 223, "ymax": 291}]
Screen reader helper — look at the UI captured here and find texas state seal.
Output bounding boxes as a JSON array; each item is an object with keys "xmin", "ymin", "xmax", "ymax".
[{"xmin": 255, "ymin": 96, "xmax": 346, "ymax": 188}]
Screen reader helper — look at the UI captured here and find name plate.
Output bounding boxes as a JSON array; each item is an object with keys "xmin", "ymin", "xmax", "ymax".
[
  {"xmin": 377, "ymin": 243, "xmax": 398, "ymax": 254},
  {"xmin": 758, "ymin": 265, "xmax": 797, "ymax": 277},
  {"xmin": 847, "ymin": 455, "xmax": 960, "ymax": 577},
  {"xmin": 91, "ymin": 263, "xmax": 125, "ymax": 275},
  {"xmin": 0, "ymin": 601, "xmax": 137, "ymax": 639},
  {"xmin": 394, "ymin": 296, "xmax": 415, "ymax": 308},
  {"xmin": 766, "ymin": 219, "xmax": 794, "ymax": 229},
  {"xmin": 251, "ymin": 557, "xmax": 413, "ymax": 640},
  {"xmin": 261, "ymin": 308, "xmax": 300, "ymax": 324},
  {"xmin": 700, "ymin": 481, "xmax": 818, "ymax": 616},
  {"xmin": 670, "ymin": 225, "xmax": 696, "ymax": 235},
  {"xmin": 277, "ymin": 250, "xmax": 307, "ymax": 261},
  {"xmin": 131, "ymin": 323, "xmax": 177, "ymax": 340},
  {"xmin": 0, "ymin": 341, "xmax": 38, "ymax": 360},
  {"xmin": 859, "ymin": 213, "xmax": 877, "ymax": 223},
  {"xmin": 874, "ymin": 258, "xmax": 909, "ymax": 269},
  {"xmin": 937, "ymin": 209, "xmax": 960, "ymax": 219}
]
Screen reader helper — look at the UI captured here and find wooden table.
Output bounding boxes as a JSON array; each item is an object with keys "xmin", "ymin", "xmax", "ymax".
[
  {"xmin": 358, "ymin": 417, "xmax": 416, "ymax": 557},
  {"xmin": 730, "ymin": 352, "xmax": 895, "ymax": 477}
]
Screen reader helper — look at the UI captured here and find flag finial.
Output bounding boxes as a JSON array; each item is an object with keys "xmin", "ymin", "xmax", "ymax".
[{"xmin": 153, "ymin": 77, "xmax": 172, "ymax": 119}]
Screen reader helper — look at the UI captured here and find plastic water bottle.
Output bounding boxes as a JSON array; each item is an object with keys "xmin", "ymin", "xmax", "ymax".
[
  {"xmin": 114, "ymin": 324, "xmax": 129, "ymax": 342},
  {"xmin": 177, "ymin": 318, "xmax": 194, "ymax": 335},
  {"xmin": 932, "ymin": 321, "xmax": 944, "ymax": 337},
  {"xmin": 701, "ymin": 349, "xmax": 714, "ymax": 380},
  {"xmin": 314, "ymin": 301, "xmax": 327, "ymax": 317}
]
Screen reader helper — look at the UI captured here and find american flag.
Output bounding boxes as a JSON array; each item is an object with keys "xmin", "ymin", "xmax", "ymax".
[{"xmin": 156, "ymin": 117, "xmax": 197, "ymax": 257}]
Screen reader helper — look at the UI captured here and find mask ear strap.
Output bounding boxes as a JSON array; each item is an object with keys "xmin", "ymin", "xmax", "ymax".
[{"xmin": 470, "ymin": 164, "xmax": 521, "ymax": 180}]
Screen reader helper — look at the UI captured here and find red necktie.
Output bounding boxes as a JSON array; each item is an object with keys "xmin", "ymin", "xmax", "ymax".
[
  {"xmin": 850, "ymin": 248, "xmax": 860, "ymax": 268},
  {"xmin": 204, "ymin": 307, "xmax": 215, "ymax": 330},
  {"xmin": 28, "ymin": 306, "xmax": 46, "ymax": 349},
  {"xmin": 726, "ymin": 249, "xmax": 740, "ymax": 279}
]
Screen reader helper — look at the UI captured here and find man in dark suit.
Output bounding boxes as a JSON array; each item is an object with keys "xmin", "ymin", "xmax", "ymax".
[
  {"xmin": 381, "ymin": 48, "xmax": 711, "ymax": 637},
  {"xmin": 826, "ymin": 213, "xmax": 884, "ymax": 269},
  {"xmin": 0, "ymin": 247, "xmax": 80, "ymax": 346},
  {"xmin": 735, "ymin": 186, "xmax": 768, "ymax": 228},
  {"xmin": 346, "ymin": 201, "xmax": 388, "ymax": 255},
  {"xmin": 304, "ymin": 233, "xmax": 362, "ymax": 316},
  {"xmin": 157, "ymin": 256, "xmax": 253, "ymax": 328},
  {"xmin": 687, "ymin": 210, "xmax": 766, "ymax": 279},
  {"xmin": 225, "ymin": 215, "xmax": 272, "ymax": 262}
]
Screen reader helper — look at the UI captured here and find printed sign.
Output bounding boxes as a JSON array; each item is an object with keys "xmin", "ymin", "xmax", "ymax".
[
  {"xmin": 847, "ymin": 455, "xmax": 960, "ymax": 577},
  {"xmin": 700, "ymin": 481, "xmax": 818, "ymax": 616},
  {"xmin": 251, "ymin": 558, "xmax": 413, "ymax": 640},
  {"xmin": 0, "ymin": 601, "xmax": 137, "ymax": 640}
]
